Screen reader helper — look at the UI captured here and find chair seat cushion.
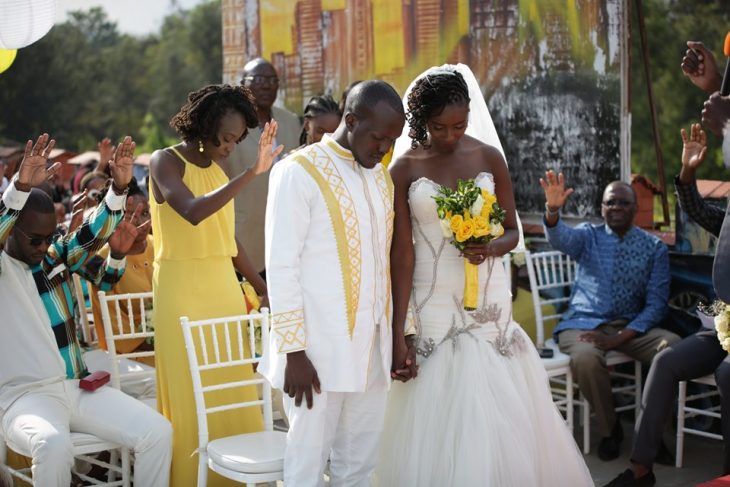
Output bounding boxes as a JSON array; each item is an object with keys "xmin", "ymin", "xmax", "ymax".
[{"xmin": 207, "ymin": 430, "xmax": 286, "ymax": 474}]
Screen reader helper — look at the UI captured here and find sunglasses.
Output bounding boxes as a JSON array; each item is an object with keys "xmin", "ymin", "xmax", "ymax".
[
  {"xmin": 602, "ymin": 199, "xmax": 633, "ymax": 209},
  {"xmin": 88, "ymin": 189, "xmax": 102, "ymax": 202},
  {"xmin": 14, "ymin": 225, "xmax": 56, "ymax": 247}
]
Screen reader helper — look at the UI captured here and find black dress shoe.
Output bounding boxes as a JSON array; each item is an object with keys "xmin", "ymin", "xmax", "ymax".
[
  {"xmin": 599, "ymin": 421, "xmax": 624, "ymax": 461},
  {"xmin": 603, "ymin": 468, "xmax": 656, "ymax": 487},
  {"xmin": 599, "ymin": 435, "xmax": 621, "ymax": 461}
]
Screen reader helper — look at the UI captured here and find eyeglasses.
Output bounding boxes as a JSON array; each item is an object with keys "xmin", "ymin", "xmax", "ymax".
[
  {"xmin": 14, "ymin": 225, "xmax": 55, "ymax": 247},
  {"xmin": 602, "ymin": 199, "xmax": 634, "ymax": 209},
  {"xmin": 242, "ymin": 75, "xmax": 279, "ymax": 86}
]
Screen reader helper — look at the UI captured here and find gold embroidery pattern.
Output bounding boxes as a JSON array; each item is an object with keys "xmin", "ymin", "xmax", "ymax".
[
  {"xmin": 294, "ymin": 153, "xmax": 361, "ymax": 338},
  {"xmin": 374, "ymin": 165, "xmax": 395, "ymax": 321},
  {"xmin": 272, "ymin": 309, "xmax": 306, "ymax": 353}
]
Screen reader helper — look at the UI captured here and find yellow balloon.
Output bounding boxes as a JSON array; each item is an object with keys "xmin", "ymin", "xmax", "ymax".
[{"xmin": 0, "ymin": 49, "xmax": 18, "ymax": 74}]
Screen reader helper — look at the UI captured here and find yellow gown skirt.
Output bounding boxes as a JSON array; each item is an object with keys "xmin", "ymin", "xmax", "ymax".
[{"xmin": 154, "ymin": 256, "xmax": 263, "ymax": 486}]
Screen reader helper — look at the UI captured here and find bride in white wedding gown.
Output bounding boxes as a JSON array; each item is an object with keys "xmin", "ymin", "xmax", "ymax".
[{"xmin": 373, "ymin": 64, "xmax": 592, "ymax": 486}]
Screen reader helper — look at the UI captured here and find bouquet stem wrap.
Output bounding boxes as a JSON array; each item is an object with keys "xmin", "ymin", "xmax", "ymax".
[{"xmin": 464, "ymin": 258, "xmax": 478, "ymax": 310}]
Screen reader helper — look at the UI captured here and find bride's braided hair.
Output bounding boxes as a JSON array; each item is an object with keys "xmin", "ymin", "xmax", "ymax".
[
  {"xmin": 406, "ymin": 69, "xmax": 470, "ymax": 150},
  {"xmin": 170, "ymin": 84, "xmax": 259, "ymax": 146}
]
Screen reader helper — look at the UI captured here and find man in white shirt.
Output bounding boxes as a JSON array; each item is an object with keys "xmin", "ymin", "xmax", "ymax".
[
  {"xmin": 260, "ymin": 81, "xmax": 405, "ymax": 487},
  {"xmin": 0, "ymin": 135, "xmax": 171, "ymax": 487}
]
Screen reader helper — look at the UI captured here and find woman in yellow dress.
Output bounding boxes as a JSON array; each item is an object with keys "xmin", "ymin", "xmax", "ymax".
[{"xmin": 149, "ymin": 84, "xmax": 282, "ymax": 485}]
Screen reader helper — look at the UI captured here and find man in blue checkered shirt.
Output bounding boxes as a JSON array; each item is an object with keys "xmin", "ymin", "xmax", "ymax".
[{"xmin": 541, "ymin": 171, "xmax": 680, "ymax": 463}]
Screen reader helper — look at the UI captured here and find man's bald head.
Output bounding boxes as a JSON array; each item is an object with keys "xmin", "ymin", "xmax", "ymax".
[{"xmin": 241, "ymin": 58, "xmax": 279, "ymax": 111}]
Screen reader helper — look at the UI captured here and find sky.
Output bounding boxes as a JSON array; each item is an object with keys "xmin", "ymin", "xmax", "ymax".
[{"xmin": 58, "ymin": 0, "xmax": 207, "ymax": 36}]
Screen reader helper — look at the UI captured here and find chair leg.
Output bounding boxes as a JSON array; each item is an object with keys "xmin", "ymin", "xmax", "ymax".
[
  {"xmin": 634, "ymin": 360, "xmax": 642, "ymax": 421},
  {"xmin": 108, "ymin": 449, "xmax": 119, "ymax": 483},
  {"xmin": 566, "ymin": 370, "xmax": 574, "ymax": 433},
  {"xmin": 197, "ymin": 453, "xmax": 208, "ymax": 487},
  {"xmin": 122, "ymin": 447, "xmax": 131, "ymax": 487},
  {"xmin": 676, "ymin": 381, "xmax": 687, "ymax": 468},
  {"xmin": 582, "ymin": 396, "xmax": 590, "ymax": 455}
]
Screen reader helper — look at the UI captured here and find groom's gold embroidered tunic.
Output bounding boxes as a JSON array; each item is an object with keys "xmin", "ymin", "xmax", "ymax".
[{"xmin": 259, "ymin": 135, "xmax": 395, "ymax": 392}]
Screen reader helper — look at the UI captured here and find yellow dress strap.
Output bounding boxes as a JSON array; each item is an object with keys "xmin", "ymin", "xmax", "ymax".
[{"xmin": 168, "ymin": 146, "xmax": 190, "ymax": 165}]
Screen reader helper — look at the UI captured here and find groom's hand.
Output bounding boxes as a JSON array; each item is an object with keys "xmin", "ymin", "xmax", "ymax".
[
  {"xmin": 283, "ymin": 351, "xmax": 321, "ymax": 409},
  {"xmin": 391, "ymin": 336, "xmax": 418, "ymax": 382}
]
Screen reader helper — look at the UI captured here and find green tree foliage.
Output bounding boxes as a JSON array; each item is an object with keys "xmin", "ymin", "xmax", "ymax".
[
  {"xmin": 0, "ymin": 1, "xmax": 222, "ymax": 152},
  {"xmin": 630, "ymin": 0, "xmax": 730, "ymax": 184}
]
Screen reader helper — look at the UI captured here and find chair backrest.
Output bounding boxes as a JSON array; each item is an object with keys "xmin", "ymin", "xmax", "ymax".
[
  {"xmin": 97, "ymin": 290, "xmax": 155, "ymax": 390},
  {"xmin": 181, "ymin": 310, "xmax": 273, "ymax": 449},
  {"xmin": 524, "ymin": 250, "xmax": 577, "ymax": 347},
  {"xmin": 73, "ymin": 274, "xmax": 97, "ymax": 346}
]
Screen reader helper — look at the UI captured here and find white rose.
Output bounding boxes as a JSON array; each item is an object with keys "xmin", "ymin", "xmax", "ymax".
[
  {"xmin": 439, "ymin": 218, "xmax": 452, "ymax": 238},
  {"xmin": 715, "ymin": 313, "xmax": 730, "ymax": 335},
  {"xmin": 512, "ymin": 251, "xmax": 526, "ymax": 267},
  {"xmin": 489, "ymin": 222, "xmax": 504, "ymax": 238},
  {"xmin": 722, "ymin": 336, "xmax": 730, "ymax": 352},
  {"xmin": 470, "ymin": 194, "xmax": 484, "ymax": 217}
]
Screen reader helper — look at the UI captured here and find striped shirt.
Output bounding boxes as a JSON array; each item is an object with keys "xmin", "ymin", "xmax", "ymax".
[
  {"xmin": 674, "ymin": 175, "xmax": 724, "ymax": 238},
  {"xmin": 544, "ymin": 218, "xmax": 669, "ymax": 339},
  {"xmin": 0, "ymin": 182, "xmax": 127, "ymax": 379}
]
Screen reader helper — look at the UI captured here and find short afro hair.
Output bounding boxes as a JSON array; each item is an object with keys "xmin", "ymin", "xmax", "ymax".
[
  {"xmin": 170, "ymin": 84, "xmax": 259, "ymax": 146},
  {"xmin": 344, "ymin": 80, "xmax": 404, "ymax": 120},
  {"xmin": 406, "ymin": 68, "xmax": 470, "ymax": 149}
]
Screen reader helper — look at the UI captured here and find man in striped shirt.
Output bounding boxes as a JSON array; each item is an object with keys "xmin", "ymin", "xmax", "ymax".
[{"xmin": 0, "ymin": 134, "xmax": 171, "ymax": 486}]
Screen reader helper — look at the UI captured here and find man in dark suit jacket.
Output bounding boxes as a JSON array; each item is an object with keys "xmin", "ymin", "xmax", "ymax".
[
  {"xmin": 604, "ymin": 41, "xmax": 730, "ymax": 487},
  {"xmin": 227, "ymin": 58, "xmax": 302, "ymax": 275}
]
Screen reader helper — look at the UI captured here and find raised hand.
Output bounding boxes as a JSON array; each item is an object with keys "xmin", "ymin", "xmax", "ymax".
[
  {"xmin": 108, "ymin": 200, "xmax": 149, "ymax": 258},
  {"xmin": 96, "ymin": 137, "xmax": 114, "ymax": 175},
  {"xmin": 16, "ymin": 134, "xmax": 61, "ymax": 190},
  {"xmin": 539, "ymin": 170, "xmax": 574, "ymax": 211},
  {"xmin": 681, "ymin": 41, "xmax": 722, "ymax": 94},
  {"xmin": 681, "ymin": 123, "xmax": 708, "ymax": 172},
  {"xmin": 252, "ymin": 120, "xmax": 284, "ymax": 175},
  {"xmin": 109, "ymin": 136, "xmax": 136, "ymax": 191}
]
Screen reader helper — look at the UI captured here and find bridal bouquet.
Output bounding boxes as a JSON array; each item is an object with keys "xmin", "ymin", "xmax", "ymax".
[{"xmin": 433, "ymin": 179, "xmax": 505, "ymax": 310}]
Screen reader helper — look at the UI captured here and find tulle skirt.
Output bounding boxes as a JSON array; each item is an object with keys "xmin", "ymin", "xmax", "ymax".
[{"xmin": 373, "ymin": 323, "xmax": 593, "ymax": 487}]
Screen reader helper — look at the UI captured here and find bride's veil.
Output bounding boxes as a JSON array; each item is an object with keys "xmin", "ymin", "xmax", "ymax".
[{"xmin": 392, "ymin": 63, "xmax": 525, "ymax": 251}]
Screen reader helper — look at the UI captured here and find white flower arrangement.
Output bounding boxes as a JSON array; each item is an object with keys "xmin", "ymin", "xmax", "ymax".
[{"xmin": 705, "ymin": 300, "xmax": 730, "ymax": 353}]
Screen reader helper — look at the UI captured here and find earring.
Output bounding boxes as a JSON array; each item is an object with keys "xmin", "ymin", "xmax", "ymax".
[{"xmin": 198, "ymin": 140, "xmax": 204, "ymax": 153}]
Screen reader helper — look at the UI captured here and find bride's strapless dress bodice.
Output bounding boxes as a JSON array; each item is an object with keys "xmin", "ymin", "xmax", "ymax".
[{"xmin": 407, "ymin": 172, "xmax": 526, "ymax": 358}]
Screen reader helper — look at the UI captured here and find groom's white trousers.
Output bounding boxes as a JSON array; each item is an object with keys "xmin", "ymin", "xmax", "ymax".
[
  {"xmin": 1, "ymin": 379, "xmax": 172, "ymax": 487},
  {"xmin": 283, "ymin": 334, "xmax": 388, "ymax": 487}
]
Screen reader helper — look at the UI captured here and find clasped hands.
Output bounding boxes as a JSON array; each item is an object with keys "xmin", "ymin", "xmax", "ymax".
[{"xmin": 392, "ymin": 335, "xmax": 418, "ymax": 382}]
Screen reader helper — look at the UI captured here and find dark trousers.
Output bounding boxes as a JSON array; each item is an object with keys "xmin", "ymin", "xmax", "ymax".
[{"xmin": 631, "ymin": 330, "xmax": 730, "ymax": 474}]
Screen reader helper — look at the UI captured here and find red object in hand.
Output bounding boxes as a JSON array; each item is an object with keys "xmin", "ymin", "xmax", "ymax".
[{"xmin": 79, "ymin": 370, "xmax": 110, "ymax": 391}]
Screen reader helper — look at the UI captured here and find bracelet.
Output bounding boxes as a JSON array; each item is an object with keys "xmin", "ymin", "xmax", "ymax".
[
  {"xmin": 111, "ymin": 182, "xmax": 129, "ymax": 196},
  {"xmin": 544, "ymin": 202, "xmax": 560, "ymax": 217}
]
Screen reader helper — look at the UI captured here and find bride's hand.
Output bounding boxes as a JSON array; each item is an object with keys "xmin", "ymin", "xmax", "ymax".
[
  {"xmin": 462, "ymin": 241, "xmax": 500, "ymax": 265},
  {"xmin": 391, "ymin": 336, "xmax": 418, "ymax": 382}
]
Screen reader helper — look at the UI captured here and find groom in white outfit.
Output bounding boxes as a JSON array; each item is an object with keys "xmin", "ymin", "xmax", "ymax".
[{"xmin": 259, "ymin": 80, "xmax": 406, "ymax": 486}]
